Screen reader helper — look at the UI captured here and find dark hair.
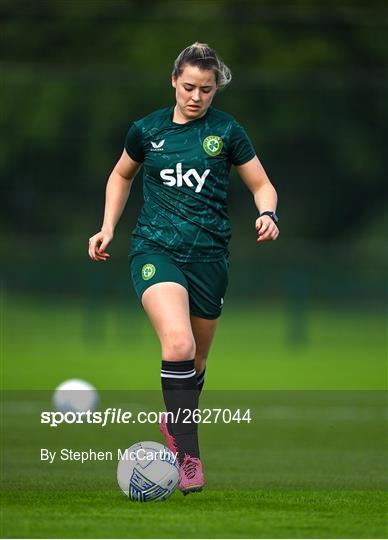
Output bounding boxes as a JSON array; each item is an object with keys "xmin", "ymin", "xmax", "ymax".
[{"xmin": 172, "ymin": 42, "xmax": 232, "ymax": 89}]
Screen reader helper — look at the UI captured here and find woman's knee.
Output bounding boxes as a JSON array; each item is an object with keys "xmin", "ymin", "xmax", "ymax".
[{"xmin": 162, "ymin": 331, "xmax": 196, "ymax": 361}]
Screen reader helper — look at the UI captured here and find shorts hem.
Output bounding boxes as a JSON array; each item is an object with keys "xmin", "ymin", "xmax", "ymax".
[
  {"xmin": 137, "ymin": 278, "xmax": 188, "ymax": 301},
  {"xmin": 189, "ymin": 310, "xmax": 221, "ymax": 320}
]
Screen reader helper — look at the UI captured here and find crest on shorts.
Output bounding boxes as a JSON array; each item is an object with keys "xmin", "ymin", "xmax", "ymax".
[
  {"xmin": 203, "ymin": 135, "xmax": 223, "ymax": 156},
  {"xmin": 141, "ymin": 263, "xmax": 156, "ymax": 280}
]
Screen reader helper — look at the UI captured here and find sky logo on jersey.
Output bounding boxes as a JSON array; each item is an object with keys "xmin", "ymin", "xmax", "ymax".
[
  {"xmin": 203, "ymin": 135, "xmax": 223, "ymax": 156},
  {"xmin": 160, "ymin": 163, "xmax": 210, "ymax": 193},
  {"xmin": 150, "ymin": 140, "xmax": 165, "ymax": 151}
]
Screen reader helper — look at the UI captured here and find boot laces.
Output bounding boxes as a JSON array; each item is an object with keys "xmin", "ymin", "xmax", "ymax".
[{"xmin": 182, "ymin": 455, "xmax": 199, "ymax": 479}]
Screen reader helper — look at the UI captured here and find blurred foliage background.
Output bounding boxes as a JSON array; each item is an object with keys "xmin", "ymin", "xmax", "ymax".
[{"xmin": 1, "ymin": 0, "xmax": 386, "ymax": 389}]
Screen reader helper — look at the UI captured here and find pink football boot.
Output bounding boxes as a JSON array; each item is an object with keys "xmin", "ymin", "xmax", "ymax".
[
  {"xmin": 159, "ymin": 413, "xmax": 178, "ymax": 455},
  {"xmin": 178, "ymin": 454, "xmax": 205, "ymax": 495}
]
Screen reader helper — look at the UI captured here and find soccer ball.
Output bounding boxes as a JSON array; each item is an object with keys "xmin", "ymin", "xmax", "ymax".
[
  {"xmin": 53, "ymin": 379, "xmax": 99, "ymax": 413},
  {"xmin": 117, "ymin": 441, "xmax": 179, "ymax": 502}
]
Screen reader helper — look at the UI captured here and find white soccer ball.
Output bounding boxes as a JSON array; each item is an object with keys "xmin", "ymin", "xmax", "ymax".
[
  {"xmin": 53, "ymin": 379, "xmax": 99, "ymax": 413},
  {"xmin": 117, "ymin": 441, "xmax": 179, "ymax": 502}
]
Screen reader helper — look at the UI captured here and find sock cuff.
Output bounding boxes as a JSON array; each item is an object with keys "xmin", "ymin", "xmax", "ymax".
[{"xmin": 161, "ymin": 359, "xmax": 195, "ymax": 379}]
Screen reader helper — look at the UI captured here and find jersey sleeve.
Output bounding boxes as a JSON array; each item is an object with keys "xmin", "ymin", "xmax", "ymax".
[
  {"xmin": 228, "ymin": 121, "xmax": 256, "ymax": 166},
  {"xmin": 124, "ymin": 122, "xmax": 144, "ymax": 163}
]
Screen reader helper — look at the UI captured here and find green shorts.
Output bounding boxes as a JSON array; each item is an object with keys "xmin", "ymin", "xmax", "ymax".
[{"xmin": 130, "ymin": 252, "xmax": 229, "ymax": 319}]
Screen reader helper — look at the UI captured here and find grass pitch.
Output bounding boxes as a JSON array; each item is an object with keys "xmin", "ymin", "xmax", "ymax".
[
  {"xmin": 2, "ymin": 294, "xmax": 386, "ymax": 390},
  {"xmin": 1, "ymin": 294, "xmax": 387, "ymax": 538},
  {"xmin": 2, "ymin": 490, "xmax": 386, "ymax": 539}
]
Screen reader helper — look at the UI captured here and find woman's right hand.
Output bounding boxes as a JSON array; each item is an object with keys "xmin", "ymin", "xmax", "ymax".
[{"xmin": 88, "ymin": 229, "xmax": 113, "ymax": 261}]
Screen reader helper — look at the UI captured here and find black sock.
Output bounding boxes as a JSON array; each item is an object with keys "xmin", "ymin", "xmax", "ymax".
[
  {"xmin": 161, "ymin": 359, "xmax": 200, "ymax": 459},
  {"xmin": 197, "ymin": 368, "xmax": 206, "ymax": 396}
]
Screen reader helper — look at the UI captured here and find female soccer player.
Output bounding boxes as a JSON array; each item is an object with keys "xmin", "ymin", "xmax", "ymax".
[{"xmin": 88, "ymin": 43, "xmax": 279, "ymax": 495}]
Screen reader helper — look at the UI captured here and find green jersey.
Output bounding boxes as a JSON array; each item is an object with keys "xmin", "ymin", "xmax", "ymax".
[{"xmin": 125, "ymin": 106, "xmax": 255, "ymax": 263}]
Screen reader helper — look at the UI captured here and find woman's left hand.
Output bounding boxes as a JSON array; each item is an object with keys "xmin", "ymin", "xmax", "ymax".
[{"xmin": 255, "ymin": 215, "xmax": 279, "ymax": 243}]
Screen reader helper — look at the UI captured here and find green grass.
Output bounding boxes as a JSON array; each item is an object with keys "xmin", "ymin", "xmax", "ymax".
[
  {"xmin": 2, "ymin": 490, "xmax": 387, "ymax": 539},
  {"xmin": 1, "ymin": 295, "xmax": 386, "ymax": 390},
  {"xmin": 2, "ymin": 390, "xmax": 386, "ymax": 538},
  {"xmin": 1, "ymin": 294, "xmax": 387, "ymax": 538}
]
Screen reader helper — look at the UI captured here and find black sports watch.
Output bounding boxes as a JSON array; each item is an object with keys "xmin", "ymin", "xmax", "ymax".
[{"xmin": 260, "ymin": 211, "xmax": 279, "ymax": 224}]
